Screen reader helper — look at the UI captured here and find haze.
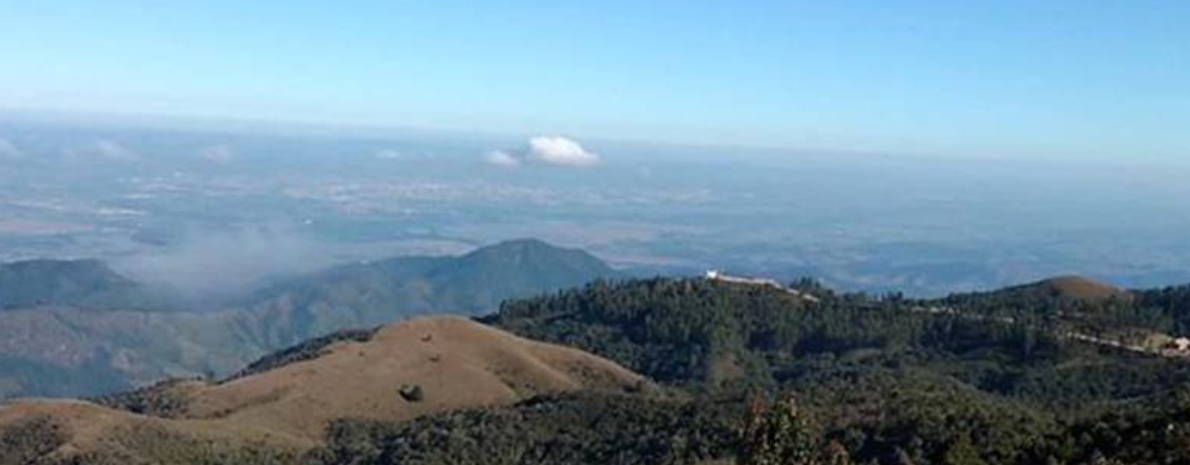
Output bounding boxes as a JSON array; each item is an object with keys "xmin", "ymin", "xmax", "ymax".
[{"xmin": 0, "ymin": 1, "xmax": 1188, "ymax": 296}]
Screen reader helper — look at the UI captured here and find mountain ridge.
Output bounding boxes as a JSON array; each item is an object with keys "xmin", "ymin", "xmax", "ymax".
[
  {"xmin": 0, "ymin": 259, "xmax": 157, "ymax": 310},
  {"xmin": 0, "ymin": 239, "xmax": 618, "ymax": 399}
]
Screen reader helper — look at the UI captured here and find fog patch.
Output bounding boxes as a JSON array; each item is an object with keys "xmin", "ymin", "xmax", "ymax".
[
  {"xmin": 92, "ymin": 139, "xmax": 138, "ymax": 161},
  {"xmin": 0, "ymin": 138, "xmax": 22, "ymax": 160},
  {"xmin": 199, "ymin": 144, "xmax": 234, "ymax": 163},
  {"xmin": 115, "ymin": 226, "xmax": 338, "ymax": 305}
]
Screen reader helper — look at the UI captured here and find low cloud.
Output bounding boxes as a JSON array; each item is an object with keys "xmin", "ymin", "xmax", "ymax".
[
  {"xmin": 200, "ymin": 144, "xmax": 234, "ymax": 163},
  {"xmin": 483, "ymin": 136, "xmax": 601, "ymax": 168},
  {"xmin": 116, "ymin": 226, "xmax": 337, "ymax": 303},
  {"xmin": 484, "ymin": 150, "xmax": 521, "ymax": 168},
  {"xmin": 0, "ymin": 138, "xmax": 21, "ymax": 160},
  {"xmin": 92, "ymin": 139, "xmax": 137, "ymax": 161}
]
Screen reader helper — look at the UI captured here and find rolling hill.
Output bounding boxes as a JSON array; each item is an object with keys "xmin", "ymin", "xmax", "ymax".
[
  {"xmin": 0, "ymin": 316, "xmax": 647, "ymax": 463},
  {"xmin": 990, "ymin": 274, "xmax": 1131, "ymax": 303}
]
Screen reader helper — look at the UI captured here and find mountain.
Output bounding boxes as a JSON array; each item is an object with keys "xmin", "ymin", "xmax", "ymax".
[
  {"xmin": 238, "ymin": 238, "xmax": 617, "ymax": 346},
  {"xmin": 0, "ymin": 317, "xmax": 647, "ymax": 463},
  {"xmin": 0, "ymin": 239, "xmax": 618, "ymax": 399},
  {"xmin": 0, "ymin": 259, "xmax": 164, "ymax": 310},
  {"xmin": 421, "ymin": 238, "xmax": 617, "ymax": 311}
]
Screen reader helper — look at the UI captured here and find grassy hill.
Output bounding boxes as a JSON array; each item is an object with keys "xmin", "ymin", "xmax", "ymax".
[
  {"xmin": 1027, "ymin": 275, "xmax": 1129, "ymax": 301},
  {"xmin": 0, "ymin": 317, "xmax": 647, "ymax": 463}
]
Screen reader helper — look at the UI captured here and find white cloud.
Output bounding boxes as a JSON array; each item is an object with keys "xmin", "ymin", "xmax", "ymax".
[
  {"xmin": 93, "ymin": 139, "xmax": 137, "ymax": 160},
  {"xmin": 482, "ymin": 136, "xmax": 600, "ymax": 168},
  {"xmin": 200, "ymin": 144, "xmax": 234, "ymax": 163},
  {"xmin": 527, "ymin": 136, "xmax": 600, "ymax": 166},
  {"xmin": 0, "ymin": 138, "xmax": 21, "ymax": 160},
  {"xmin": 484, "ymin": 150, "xmax": 521, "ymax": 167}
]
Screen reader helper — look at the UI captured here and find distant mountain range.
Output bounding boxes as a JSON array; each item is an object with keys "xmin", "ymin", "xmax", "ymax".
[{"xmin": 0, "ymin": 239, "xmax": 617, "ymax": 398}]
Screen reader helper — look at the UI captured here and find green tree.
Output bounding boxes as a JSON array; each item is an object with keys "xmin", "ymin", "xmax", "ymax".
[
  {"xmin": 740, "ymin": 396, "xmax": 823, "ymax": 465},
  {"xmin": 942, "ymin": 433, "xmax": 987, "ymax": 465}
]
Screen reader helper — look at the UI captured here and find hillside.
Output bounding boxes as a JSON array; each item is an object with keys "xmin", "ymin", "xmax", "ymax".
[
  {"xmin": 1030, "ymin": 275, "xmax": 1129, "ymax": 300},
  {"xmin": 0, "ymin": 317, "xmax": 647, "ymax": 463},
  {"xmin": 484, "ymin": 277, "xmax": 1190, "ymax": 463},
  {"xmin": 0, "ymin": 259, "xmax": 168, "ymax": 310},
  {"xmin": 320, "ymin": 392, "xmax": 743, "ymax": 465},
  {"xmin": 239, "ymin": 238, "xmax": 616, "ymax": 347},
  {"xmin": 982, "ymin": 274, "xmax": 1130, "ymax": 303},
  {"xmin": 174, "ymin": 316, "xmax": 647, "ymax": 439},
  {"xmin": 0, "ymin": 239, "xmax": 618, "ymax": 399},
  {"xmin": 488, "ymin": 277, "xmax": 1190, "ymax": 402}
]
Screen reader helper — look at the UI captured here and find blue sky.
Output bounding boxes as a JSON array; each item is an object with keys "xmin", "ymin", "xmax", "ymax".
[{"xmin": 0, "ymin": 1, "xmax": 1186, "ymax": 161}]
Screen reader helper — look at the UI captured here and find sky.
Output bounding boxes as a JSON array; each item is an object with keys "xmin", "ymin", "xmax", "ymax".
[{"xmin": 0, "ymin": 1, "xmax": 1187, "ymax": 162}]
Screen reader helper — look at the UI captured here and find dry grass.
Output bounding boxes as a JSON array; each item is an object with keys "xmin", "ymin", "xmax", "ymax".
[
  {"xmin": 0, "ymin": 316, "xmax": 649, "ymax": 461},
  {"xmin": 1038, "ymin": 275, "xmax": 1129, "ymax": 300}
]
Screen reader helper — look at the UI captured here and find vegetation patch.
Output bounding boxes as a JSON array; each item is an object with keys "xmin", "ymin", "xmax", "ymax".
[{"xmin": 225, "ymin": 327, "xmax": 380, "ymax": 381}]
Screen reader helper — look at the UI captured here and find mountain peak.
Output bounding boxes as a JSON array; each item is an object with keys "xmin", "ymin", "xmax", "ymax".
[
  {"xmin": 448, "ymin": 238, "xmax": 613, "ymax": 281},
  {"xmin": 425, "ymin": 239, "xmax": 615, "ymax": 311},
  {"xmin": 466, "ymin": 238, "xmax": 580, "ymax": 257}
]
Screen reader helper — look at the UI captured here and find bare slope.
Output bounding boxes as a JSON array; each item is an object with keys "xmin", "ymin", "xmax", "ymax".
[
  {"xmin": 183, "ymin": 316, "xmax": 647, "ymax": 439},
  {"xmin": 1032, "ymin": 275, "xmax": 1129, "ymax": 301},
  {"xmin": 0, "ymin": 317, "xmax": 648, "ymax": 462}
]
